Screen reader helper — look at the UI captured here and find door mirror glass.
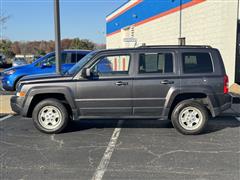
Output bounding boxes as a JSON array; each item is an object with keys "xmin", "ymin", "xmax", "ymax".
[
  {"xmin": 41, "ymin": 62, "xmax": 52, "ymax": 68},
  {"xmin": 81, "ymin": 68, "xmax": 91, "ymax": 78}
]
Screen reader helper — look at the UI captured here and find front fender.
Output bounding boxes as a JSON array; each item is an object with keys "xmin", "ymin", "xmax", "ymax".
[{"xmin": 22, "ymin": 86, "xmax": 77, "ymax": 118}]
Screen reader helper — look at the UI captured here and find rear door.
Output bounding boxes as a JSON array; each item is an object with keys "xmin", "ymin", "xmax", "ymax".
[
  {"xmin": 133, "ymin": 50, "xmax": 179, "ymax": 117},
  {"xmin": 34, "ymin": 53, "xmax": 56, "ymax": 74}
]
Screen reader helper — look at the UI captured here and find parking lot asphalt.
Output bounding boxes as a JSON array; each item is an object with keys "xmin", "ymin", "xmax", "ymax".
[{"xmin": 0, "ymin": 115, "xmax": 239, "ymax": 180}]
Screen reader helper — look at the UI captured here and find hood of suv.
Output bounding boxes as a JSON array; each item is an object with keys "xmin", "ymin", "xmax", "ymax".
[
  {"xmin": 3, "ymin": 63, "xmax": 32, "ymax": 73},
  {"xmin": 20, "ymin": 73, "xmax": 73, "ymax": 84}
]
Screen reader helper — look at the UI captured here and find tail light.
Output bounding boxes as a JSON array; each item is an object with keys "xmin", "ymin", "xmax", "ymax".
[{"xmin": 223, "ymin": 75, "xmax": 229, "ymax": 94}]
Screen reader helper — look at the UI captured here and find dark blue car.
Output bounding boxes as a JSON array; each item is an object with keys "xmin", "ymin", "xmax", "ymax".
[{"xmin": 2, "ymin": 50, "xmax": 90, "ymax": 91}]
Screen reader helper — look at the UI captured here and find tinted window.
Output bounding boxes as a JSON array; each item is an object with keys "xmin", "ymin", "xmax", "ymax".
[
  {"xmin": 38, "ymin": 54, "xmax": 56, "ymax": 66},
  {"xmin": 36, "ymin": 52, "xmax": 71, "ymax": 66},
  {"xmin": 182, "ymin": 53, "xmax": 213, "ymax": 73},
  {"xmin": 67, "ymin": 51, "xmax": 97, "ymax": 75},
  {"xmin": 139, "ymin": 53, "xmax": 173, "ymax": 74},
  {"xmin": 92, "ymin": 55, "xmax": 130, "ymax": 76},
  {"xmin": 62, "ymin": 53, "xmax": 72, "ymax": 64},
  {"xmin": 71, "ymin": 53, "xmax": 86, "ymax": 63}
]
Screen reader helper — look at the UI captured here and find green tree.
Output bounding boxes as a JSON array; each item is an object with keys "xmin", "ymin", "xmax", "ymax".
[
  {"xmin": 70, "ymin": 38, "xmax": 95, "ymax": 50},
  {"xmin": 35, "ymin": 48, "xmax": 46, "ymax": 56},
  {"xmin": 0, "ymin": 40, "xmax": 15, "ymax": 58}
]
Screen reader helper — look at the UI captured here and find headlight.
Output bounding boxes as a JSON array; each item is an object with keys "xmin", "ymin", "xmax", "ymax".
[
  {"xmin": 16, "ymin": 84, "xmax": 26, "ymax": 97},
  {"xmin": 4, "ymin": 69, "xmax": 16, "ymax": 75}
]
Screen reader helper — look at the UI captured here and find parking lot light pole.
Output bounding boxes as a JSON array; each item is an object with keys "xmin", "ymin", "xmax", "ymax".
[{"xmin": 54, "ymin": 0, "xmax": 61, "ymax": 74}]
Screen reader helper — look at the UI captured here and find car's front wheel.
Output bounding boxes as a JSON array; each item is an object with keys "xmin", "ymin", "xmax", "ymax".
[
  {"xmin": 33, "ymin": 98, "xmax": 69, "ymax": 134},
  {"xmin": 171, "ymin": 100, "xmax": 208, "ymax": 135}
]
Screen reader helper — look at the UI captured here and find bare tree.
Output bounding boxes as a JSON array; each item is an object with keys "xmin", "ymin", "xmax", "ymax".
[
  {"xmin": 0, "ymin": 14, "xmax": 10, "ymax": 41},
  {"xmin": 0, "ymin": 15, "xmax": 9, "ymax": 25}
]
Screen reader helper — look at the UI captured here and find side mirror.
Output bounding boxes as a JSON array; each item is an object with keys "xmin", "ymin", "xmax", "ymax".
[
  {"xmin": 81, "ymin": 68, "xmax": 91, "ymax": 78},
  {"xmin": 41, "ymin": 63, "xmax": 52, "ymax": 68}
]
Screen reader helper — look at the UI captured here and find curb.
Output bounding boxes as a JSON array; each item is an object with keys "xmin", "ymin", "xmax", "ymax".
[{"xmin": 0, "ymin": 95, "xmax": 13, "ymax": 114}]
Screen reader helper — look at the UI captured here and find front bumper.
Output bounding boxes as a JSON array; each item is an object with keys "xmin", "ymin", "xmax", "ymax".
[
  {"xmin": 10, "ymin": 96, "xmax": 24, "ymax": 115},
  {"xmin": 2, "ymin": 77, "xmax": 15, "ymax": 91}
]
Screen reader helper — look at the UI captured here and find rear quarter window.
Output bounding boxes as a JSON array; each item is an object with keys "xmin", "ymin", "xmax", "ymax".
[{"xmin": 182, "ymin": 52, "xmax": 213, "ymax": 74}]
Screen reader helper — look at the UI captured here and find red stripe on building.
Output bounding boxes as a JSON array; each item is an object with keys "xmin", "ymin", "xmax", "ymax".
[
  {"xmin": 135, "ymin": 0, "xmax": 206, "ymax": 27},
  {"xmin": 107, "ymin": 0, "xmax": 143, "ymax": 22},
  {"xmin": 114, "ymin": 58, "xmax": 117, "ymax": 70},
  {"xmin": 107, "ymin": 0, "xmax": 206, "ymax": 36},
  {"xmin": 106, "ymin": 29, "xmax": 121, "ymax": 37},
  {"xmin": 122, "ymin": 57, "xmax": 126, "ymax": 71}
]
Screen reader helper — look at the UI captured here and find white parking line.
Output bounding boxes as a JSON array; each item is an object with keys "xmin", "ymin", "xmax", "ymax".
[
  {"xmin": 0, "ymin": 115, "xmax": 13, "ymax": 122},
  {"xmin": 91, "ymin": 120, "xmax": 124, "ymax": 180}
]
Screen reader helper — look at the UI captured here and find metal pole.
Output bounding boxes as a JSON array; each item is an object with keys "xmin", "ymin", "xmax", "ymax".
[
  {"xmin": 54, "ymin": 0, "xmax": 61, "ymax": 74},
  {"xmin": 179, "ymin": 0, "xmax": 182, "ymax": 39}
]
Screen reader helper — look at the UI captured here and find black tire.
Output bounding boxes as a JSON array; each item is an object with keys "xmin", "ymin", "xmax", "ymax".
[
  {"xmin": 32, "ymin": 98, "xmax": 69, "ymax": 134},
  {"xmin": 171, "ymin": 100, "xmax": 208, "ymax": 135}
]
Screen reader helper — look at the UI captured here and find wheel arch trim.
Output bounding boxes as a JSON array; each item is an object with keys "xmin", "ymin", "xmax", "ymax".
[{"xmin": 22, "ymin": 86, "xmax": 77, "ymax": 117}]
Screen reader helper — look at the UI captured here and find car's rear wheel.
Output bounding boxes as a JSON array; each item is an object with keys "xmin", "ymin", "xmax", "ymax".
[
  {"xmin": 171, "ymin": 100, "xmax": 208, "ymax": 135},
  {"xmin": 33, "ymin": 98, "xmax": 69, "ymax": 134}
]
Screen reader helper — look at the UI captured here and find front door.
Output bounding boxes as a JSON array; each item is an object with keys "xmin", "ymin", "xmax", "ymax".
[
  {"xmin": 75, "ymin": 54, "xmax": 133, "ymax": 117},
  {"xmin": 34, "ymin": 52, "xmax": 72, "ymax": 74},
  {"xmin": 133, "ymin": 51, "xmax": 179, "ymax": 117}
]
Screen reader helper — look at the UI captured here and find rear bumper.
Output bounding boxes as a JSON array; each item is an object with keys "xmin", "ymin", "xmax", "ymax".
[
  {"xmin": 230, "ymin": 93, "xmax": 240, "ymax": 104},
  {"xmin": 212, "ymin": 94, "xmax": 232, "ymax": 117}
]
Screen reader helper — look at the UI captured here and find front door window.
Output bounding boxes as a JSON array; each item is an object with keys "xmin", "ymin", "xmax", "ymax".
[{"xmin": 92, "ymin": 55, "xmax": 130, "ymax": 76}]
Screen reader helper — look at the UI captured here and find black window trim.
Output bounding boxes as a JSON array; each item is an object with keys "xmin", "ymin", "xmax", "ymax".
[
  {"xmin": 137, "ymin": 51, "xmax": 176, "ymax": 75},
  {"xmin": 181, "ymin": 52, "xmax": 215, "ymax": 74},
  {"xmin": 89, "ymin": 54, "xmax": 132, "ymax": 77}
]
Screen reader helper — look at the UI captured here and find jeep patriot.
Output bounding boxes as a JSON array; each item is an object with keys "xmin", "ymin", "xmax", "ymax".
[{"xmin": 11, "ymin": 46, "xmax": 232, "ymax": 135}]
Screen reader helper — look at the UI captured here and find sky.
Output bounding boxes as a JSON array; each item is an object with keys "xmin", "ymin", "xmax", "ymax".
[{"xmin": 1, "ymin": 0, "xmax": 127, "ymax": 44}]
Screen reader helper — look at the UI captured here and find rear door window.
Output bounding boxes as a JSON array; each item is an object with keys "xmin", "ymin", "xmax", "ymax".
[
  {"xmin": 182, "ymin": 52, "xmax": 213, "ymax": 73},
  {"xmin": 139, "ymin": 53, "xmax": 173, "ymax": 74},
  {"xmin": 71, "ymin": 53, "xmax": 86, "ymax": 63},
  {"xmin": 62, "ymin": 52, "xmax": 72, "ymax": 64}
]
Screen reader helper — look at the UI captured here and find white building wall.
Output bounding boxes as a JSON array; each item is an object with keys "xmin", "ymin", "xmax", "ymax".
[
  {"xmin": 134, "ymin": 13, "xmax": 180, "ymax": 46},
  {"xmin": 107, "ymin": 0, "xmax": 239, "ymax": 84},
  {"xmin": 106, "ymin": 32, "xmax": 122, "ymax": 49}
]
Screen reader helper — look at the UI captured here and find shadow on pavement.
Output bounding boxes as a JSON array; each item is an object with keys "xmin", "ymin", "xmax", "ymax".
[{"xmin": 64, "ymin": 116, "xmax": 240, "ymax": 134}]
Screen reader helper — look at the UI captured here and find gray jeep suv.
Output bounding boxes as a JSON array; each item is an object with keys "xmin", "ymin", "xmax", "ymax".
[{"xmin": 11, "ymin": 45, "xmax": 232, "ymax": 135}]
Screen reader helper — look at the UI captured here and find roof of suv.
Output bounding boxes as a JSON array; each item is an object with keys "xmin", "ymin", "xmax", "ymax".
[
  {"xmin": 98, "ymin": 45, "xmax": 215, "ymax": 53},
  {"xmin": 137, "ymin": 45, "xmax": 212, "ymax": 49},
  {"xmin": 63, "ymin": 49, "xmax": 92, "ymax": 52}
]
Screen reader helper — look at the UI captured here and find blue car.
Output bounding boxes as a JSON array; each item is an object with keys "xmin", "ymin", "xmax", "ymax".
[{"xmin": 2, "ymin": 50, "xmax": 91, "ymax": 91}]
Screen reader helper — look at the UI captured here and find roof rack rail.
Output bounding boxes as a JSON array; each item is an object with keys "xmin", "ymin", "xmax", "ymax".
[{"xmin": 137, "ymin": 45, "xmax": 212, "ymax": 48}]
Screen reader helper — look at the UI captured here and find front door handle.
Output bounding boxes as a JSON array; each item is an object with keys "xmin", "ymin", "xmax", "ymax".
[
  {"xmin": 160, "ymin": 80, "xmax": 174, "ymax": 85},
  {"xmin": 115, "ymin": 81, "xmax": 128, "ymax": 86}
]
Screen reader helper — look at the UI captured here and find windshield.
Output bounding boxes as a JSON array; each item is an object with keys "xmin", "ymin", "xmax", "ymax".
[
  {"xmin": 66, "ymin": 51, "xmax": 97, "ymax": 75},
  {"xmin": 32, "ymin": 52, "xmax": 53, "ymax": 64}
]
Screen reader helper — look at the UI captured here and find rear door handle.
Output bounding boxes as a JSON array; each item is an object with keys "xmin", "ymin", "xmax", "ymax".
[
  {"xmin": 115, "ymin": 81, "xmax": 128, "ymax": 86},
  {"xmin": 160, "ymin": 80, "xmax": 174, "ymax": 85}
]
